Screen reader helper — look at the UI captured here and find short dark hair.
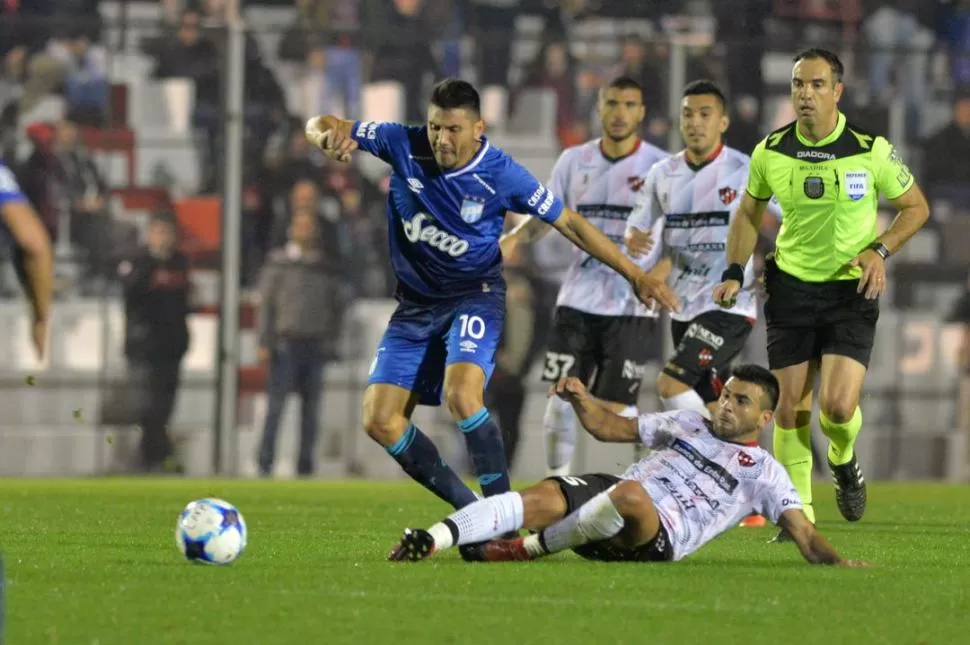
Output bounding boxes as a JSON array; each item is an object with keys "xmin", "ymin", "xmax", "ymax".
[
  {"xmin": 727, "ymin": 364, "xmax": 780, "ymax": 411},
  {"xmin": 682, "ymin": 79, "xmax": 727, "ymax": 111},
  {"xmin": 604, "ymin": 76, "xmax": 644, "ymax": 101},
  {"xmin": 429, "ymin": 78, "xmax": 481, "ymax": 117},
  {"xmin": 793, "ymin": 48, "xmax": 844, "ymax": 84}
]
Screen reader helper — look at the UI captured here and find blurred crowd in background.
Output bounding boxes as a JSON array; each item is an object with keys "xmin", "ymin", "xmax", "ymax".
[{"xmin": 1, "ymin": 0, "xmax": 970, "ymax": 475}]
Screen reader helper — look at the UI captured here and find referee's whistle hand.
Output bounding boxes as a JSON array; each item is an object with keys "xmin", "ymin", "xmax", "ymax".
[
  {"xmin": 712, "ymin": 280, "xmax": 740, "ymax": 308},
  {"xmin": 847, "ymin": 250, "xmax": 886, "ymax": 300},
  {"xmin": 624, "ymin": 227, "xmax": 653, "ymax": 258}
]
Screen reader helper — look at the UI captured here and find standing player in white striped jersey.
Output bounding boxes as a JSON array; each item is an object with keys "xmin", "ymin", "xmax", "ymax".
[
  {"xmin": 625, "ymin": 81, "xmax": 777, "ymax": 526},
  {"xmin": 500, "ymin": 77, "xmax": 670, "ymax": 476}
]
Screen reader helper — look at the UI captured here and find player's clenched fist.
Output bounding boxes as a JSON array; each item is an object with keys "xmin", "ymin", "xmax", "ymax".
[
  {"xmin": 305, "ymin": 116, "xmax": 357, "ymax": 163},
  {"xmin": 712, "ymin": 279, "xmax": 740, "ymax": 308},
  {"xmin": 554, "ymin": 376, "xmax": 589, "ymax": 402},
  {"xmin": 623, "ymin": 226, "xmax": 654, "ymax": 258}
]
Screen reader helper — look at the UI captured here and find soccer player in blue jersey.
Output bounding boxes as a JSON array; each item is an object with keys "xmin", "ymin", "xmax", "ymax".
[
  {"xmin": 0, "ymin": 161, "xmax": 53, "ymax": 360},
  {"xmin": 305, "ymin": 79, "xmax": 678, "ymax": 509}
]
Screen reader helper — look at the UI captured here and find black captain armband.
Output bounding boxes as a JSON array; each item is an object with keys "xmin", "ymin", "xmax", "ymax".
[
  {"xmin": 868, "ymin": 241, "xmax": 891, "ymax": 261},
  {"xmin": 720, "ymin": 263, "xmax": 745, "ymax": 284}
]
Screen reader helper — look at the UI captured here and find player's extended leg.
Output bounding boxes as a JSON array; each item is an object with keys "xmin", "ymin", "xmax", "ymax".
[
  {"xmin": 818, "ymin": 354, "xmax": 867, "ymax": 521},
  {"xmin": 444, "ymin": 293, "xmax": 515, "ymax": 497},
  {"xmin": 540, "ymin": 308, "xmax": 596, "ymax": 476},
  {"xmin": 363, "ymin": 383, "xmax": 478, "ymax": 509},
  {"xmin": 657, "ymin": 317, "xmax": 725, "ymax": 419},
  {"xmin": 772, "ymin": 360, "xmax": 818, "ymax": 532},
  {"xmin": 387, "ymin": 479, "xmax": 570, "ymax": 561},
  {"xmin": 657, "ymin": 372, "xmax": 710, "ymax": 418},
  {"xmin": 495, "ymin": 480, "xmax": 663, "ymax": 562}
]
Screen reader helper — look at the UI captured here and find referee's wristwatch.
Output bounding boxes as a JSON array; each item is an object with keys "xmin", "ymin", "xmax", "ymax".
[{"xmin": 868, "ymin": 241, "xmax": 891, "ymax": 260}]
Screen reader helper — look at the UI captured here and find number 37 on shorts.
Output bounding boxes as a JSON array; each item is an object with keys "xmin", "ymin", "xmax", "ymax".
[{"xmin": 367, "ymin": 291, "xmax": 506, "ymax": 405}]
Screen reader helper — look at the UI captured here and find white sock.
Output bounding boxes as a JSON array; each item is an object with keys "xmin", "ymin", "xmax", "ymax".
[
  {"xmin": 536, "ymin": 490, "xmax": 625, "ymax": 554},
  {"xmin": 544, "ymin": 395, "xmax": 578, "ymax": 473},
  {"xmin": 661, "ymin": 389, "xmax": 711, "ymax": 419},
  {"xmin": 426, "ymin": 492, "xmax": 525, "ymax": 550}
]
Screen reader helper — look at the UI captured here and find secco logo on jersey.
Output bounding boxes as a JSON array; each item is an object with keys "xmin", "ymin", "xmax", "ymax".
[{"xmin": 402, "ymin": 213, "xmax": 470, "ymax": 257}]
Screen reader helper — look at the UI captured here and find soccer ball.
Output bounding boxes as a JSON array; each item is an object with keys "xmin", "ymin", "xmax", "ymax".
[{"xmin": 175, "ymin": 498, "xmax": 247, "ymax": 565}]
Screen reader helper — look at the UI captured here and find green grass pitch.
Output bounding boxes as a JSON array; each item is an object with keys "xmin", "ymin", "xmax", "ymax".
[{"xmin": 2, "ymin": 479, "xmax": 969, "ymax": 645}]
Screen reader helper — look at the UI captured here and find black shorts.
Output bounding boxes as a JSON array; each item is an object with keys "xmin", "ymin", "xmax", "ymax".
[
  {"xmin": 763, "ymin": 255, "xmax": 879, "ymax": 370},
  {"xmin": 545, "ymin": 473, "xmax": 674, "ymax": 563},
  {"xmin": 665, "ymin": 311, "xmax": 754, "ymax": 403},
  {"xmin": 540, "ymin": 306, "xmax": 656, "ymax": 406}
]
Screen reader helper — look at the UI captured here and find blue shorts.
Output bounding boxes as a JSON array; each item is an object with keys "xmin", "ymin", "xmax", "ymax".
[{"xmin": 368, "ymin": 289, "xmax": 506, "ymax": 406}]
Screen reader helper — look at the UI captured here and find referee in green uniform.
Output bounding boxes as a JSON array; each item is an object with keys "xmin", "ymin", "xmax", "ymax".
[{"xmin": 713, "ymin": 49, "xmax": 930, "ymax": 539}]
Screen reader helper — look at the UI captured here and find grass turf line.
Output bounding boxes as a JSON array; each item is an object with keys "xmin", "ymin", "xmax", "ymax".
[{"xmin": 1, "ymin": 479, "xmax": 968, "ymax": 645}]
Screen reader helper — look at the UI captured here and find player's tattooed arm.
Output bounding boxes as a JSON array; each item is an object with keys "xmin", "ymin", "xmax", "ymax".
[
  {"xmin": 777, "ymin": 510, "xmax": 869, "ymax": 567},
  {"xmin": 553, "ymin": 377, "xmax": 639, "ymax": 443},
  {"xmin": 499, "ymin": 216, "xmax": 551, "ymax": 256}
]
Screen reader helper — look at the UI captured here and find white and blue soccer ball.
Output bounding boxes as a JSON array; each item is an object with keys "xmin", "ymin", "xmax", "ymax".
[{"xmin": 175, "ymin": 498, "xmax": 247, "ymax": 565}]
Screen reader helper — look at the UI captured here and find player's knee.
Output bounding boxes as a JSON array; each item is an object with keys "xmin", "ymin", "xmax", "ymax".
[
  {"xmin": 656, "ymin": 371, "xmax": 690, "ymax": 399},
  {"xmin": 775, "ymin": 393, "xmax": 813, "ymax": 428},
  {"xmin": 607, "ymin": 480, "xmax": 651, "ymax": 517},
  {"xmin": 361, "ymin": 402, "xmax": 408, "ymax": 447},
  {"xmin": 444, "ymin": 388, "xmax": 484, "ymax": 421},
  {"xmin": 818, "ymin": 392, "xmax": 857, "ymax": 424}
]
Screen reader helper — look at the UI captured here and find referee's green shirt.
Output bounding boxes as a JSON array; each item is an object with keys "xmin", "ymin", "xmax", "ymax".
[{"xmin": 746, "ymin": 112, "xmax": 915, "ymax": 282}]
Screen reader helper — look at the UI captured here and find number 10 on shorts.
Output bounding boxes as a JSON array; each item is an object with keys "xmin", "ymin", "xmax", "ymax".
[{"xmin": 458, "ymin": 314, "xmax": 486, "ymax": 339}]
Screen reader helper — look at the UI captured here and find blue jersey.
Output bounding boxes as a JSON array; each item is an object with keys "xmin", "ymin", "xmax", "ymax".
[
  {"xmin": 0, "ymin": 162, "xmax": 25, "ymax": 254},
  {"xmin": 351, "ymin": 120, "xmax": 564, "ymax": 300}
]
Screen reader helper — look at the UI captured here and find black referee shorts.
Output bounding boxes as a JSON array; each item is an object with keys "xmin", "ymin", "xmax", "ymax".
[{"xmin": 763, "ymin": 254, "xmax": 879, "ymax": 370}]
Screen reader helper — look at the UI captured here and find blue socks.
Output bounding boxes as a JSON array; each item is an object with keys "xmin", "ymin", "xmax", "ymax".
[
  {"xmin": 458, "ymin": 407, "xmax": 511, "ymax": 497},
  {"xmin": 387, "ymin": 424, "xmax": 478, "ymax": 510}
]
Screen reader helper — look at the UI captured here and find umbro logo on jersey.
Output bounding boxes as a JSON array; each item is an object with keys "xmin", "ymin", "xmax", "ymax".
[
  {"xmin": 627, "ymin": 176, "xmax": 646, "ymax": 192},
  {"xmin": 407, "ymin": 178, "xmax": 424, "ymax": 194},
  {"xmin": 718, "ymin": 187, "xmax": 737, "ymax": 205},
  {"xmin": 737, "ymin": 451, "xmax": 755, "ymax": 468}
]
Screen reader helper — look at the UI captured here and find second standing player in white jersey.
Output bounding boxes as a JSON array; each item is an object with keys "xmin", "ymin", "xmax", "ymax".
[
  {"xmin": 626, "ymin": 80, "xmax": 776, "ymax": 419},
  {"xmin": 500, "ymin": 76, "xmax": 670, "ymax": 476},
  {"xmin": 625, "ymin": 81, "xmax": 780, "ymax": 526}
]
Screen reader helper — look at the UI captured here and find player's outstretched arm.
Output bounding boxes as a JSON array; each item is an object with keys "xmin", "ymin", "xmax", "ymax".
[
  {"xmin": 499, "ymin": 216, "xmax": 551, "ymax": 257},
  {"xmin": 1, "ymin": 200, "xmax": 53, "ymax": 359},
  {"xmin": 777, "ymin": 510, "xmax": 869, "ymax": 567},
  {"xmin": 553, "ymin": 376, "xmax": 639, "ymax": 442},
  {"xmin": 551, "ymin": 208, "xmax": 678, "ymax": 311},
  {"xmin": 305, "ymin": 115, "xmax": 358, "ymax": 163}
]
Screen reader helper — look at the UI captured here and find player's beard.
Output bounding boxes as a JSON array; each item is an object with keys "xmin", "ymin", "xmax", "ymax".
[
  {"xmin": 713, "ymin": 415, "xmax": 748, "ymax": 441},
  {"xmin": 604, "ymin": 125, "xmax": 637, "ymax": 144}
]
